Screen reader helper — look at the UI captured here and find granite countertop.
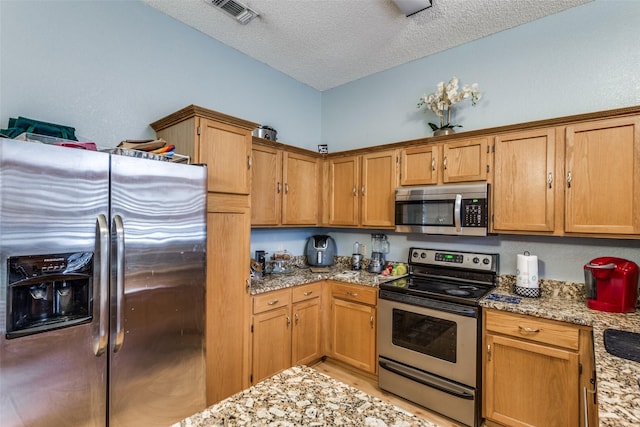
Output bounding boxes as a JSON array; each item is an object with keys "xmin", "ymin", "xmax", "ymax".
[
  {"xmin": 481, "ymin": 276, "xmax": 640, "ymax": 427},
  {"xmin": 173, "ymin": 365, "xmax": 437, "ymax": 427},
  {"xmin": 249, "ymin": 260, "xmax": 639, "ymax": 426},
  {"xmin": 250, "ymin": 257, "xmax": 403, "ymax": 295}
]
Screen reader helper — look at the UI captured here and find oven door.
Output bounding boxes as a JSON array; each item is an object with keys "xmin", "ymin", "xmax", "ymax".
[{"xmin": 378, "ymin": 292, "xmax": 478, "ymax": 387}]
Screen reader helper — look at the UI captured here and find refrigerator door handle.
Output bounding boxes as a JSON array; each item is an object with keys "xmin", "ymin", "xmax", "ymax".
[
  {"xmin": 94, "ymin": 214, "xmax": 110, "ymax": 356},
  {"xmin": 113, "ymin": 214, "xmax": 126, "ymax": 353}
]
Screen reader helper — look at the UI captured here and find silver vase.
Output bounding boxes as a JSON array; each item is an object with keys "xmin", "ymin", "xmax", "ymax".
[{"xmin": 433, "ymin": 127, "xmax": 456, "ymax": 136}]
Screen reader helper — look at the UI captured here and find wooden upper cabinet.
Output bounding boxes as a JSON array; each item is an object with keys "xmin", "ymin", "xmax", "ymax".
[
  {"xmin": 328, "ymin": 155, "xmax": 360, "ymax": 226},
  {"xmin": 492, "ymin": 128, "xmax": 557, "ymax": 232},
  {"xmin": 150, "ymin": 105, "xmax": 257, "ymax": 195},
  {"xmin": 200, "ymin": 119, "xmax": 252, "ymax": 194},
  {"xmin": 282, "ymin": 151, "xmax": 320, "ymax": 225},
  {"xmin": 251, "ymin": 144, "xmax": 282, "ymax": 225},
  {"xmin": 565, "ymin": 116, "xmax": 640, "ymax": 235},
  {"xmin": 251, "ymin": 143, "xmax": 320, "ymax": 227},
  {"xmin": 361, "ymin": 150, "xmax": 398, "ymax": 227},
  {"xmin": 442, "ymin": 137, "xmax": 489, "ymax": 183},
  {"xmin": 399, "ymin": 144, "xmax": 440, "ymax": 186},
  {"xmin": 327, "ymin": 150, "xmax": 398, "ymax": 228},
  {"xmin": 399, "ymin": 138, "xmax": 489, "ymax": 187}
]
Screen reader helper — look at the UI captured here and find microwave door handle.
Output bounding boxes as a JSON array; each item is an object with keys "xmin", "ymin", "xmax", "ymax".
[{"xmin": 454, "ymin": 194, "xmax": 462, "ymax": 232}]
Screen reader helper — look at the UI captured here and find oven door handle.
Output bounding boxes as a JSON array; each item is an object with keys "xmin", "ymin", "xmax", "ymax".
[{"xmin": 379, "ymin": 360, "xmax": 474, "ymax": 400}]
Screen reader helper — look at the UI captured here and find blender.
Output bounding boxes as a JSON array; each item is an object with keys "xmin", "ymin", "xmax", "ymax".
[{"xmin": 368, "ymin": 233, "xmax": 389, "ymax": 273}]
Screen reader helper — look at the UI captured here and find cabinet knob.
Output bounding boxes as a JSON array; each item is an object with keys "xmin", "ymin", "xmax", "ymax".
[
  {"xmin": 361, "ymin": 185, "xmax": 365, "ymax": 196},
  {"xmin": 443, "ymin": 156, "xmax": 448, "ymax": 170},
  {"xmin": 303, "ymin": 291, "xmax": 313, "ymax": 296},
  {"xmin": 267, "ymin": 299, "xmax": 279, "ymax": 305},
  {"xmin": 352, "ymin": 186, "xmax": 357, "ymax": 196},
  {"xmin": 370, "ymin": 316, "xmax": 374, "ymax": 328},
  {"xmin": 285, "ymin": 183, "xmax": 289, "ymax": 194},
  {"xmin": 277, "ymin": 182, "xmax": 281, "ymax": 194},
  {"xmin": 567, "ymin": 171, "xmax": 572, "ymax": 188},
  {"xmin": 247, "ymin": 155, "xmax": 252, "ymax": 170},
  {"xmin": 294, "ymin": 313, "xmax": 299, "ymax": 325},
  {"xmin": 286, "ymin": 316, "xmax": 291, "ymax": 327},
  {"xmin": 347, "ymin": 291, "xmax": 359, "ymax": 297},
  {"xmin": 547, "ymin": 172, "xmax": 553, "ymax": 189},
  {"xmin": 431, "ymin": 158, "xmax": 436, "ymax": 171}
]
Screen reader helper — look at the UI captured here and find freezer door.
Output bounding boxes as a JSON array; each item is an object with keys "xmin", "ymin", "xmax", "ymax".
[
  {"xmin": 0, "ymin": 139, "xmax": 110, "ymax": 427},
  {"xmin": 108, "ymin": 155, "xmax": 206, "ymax": 426}
]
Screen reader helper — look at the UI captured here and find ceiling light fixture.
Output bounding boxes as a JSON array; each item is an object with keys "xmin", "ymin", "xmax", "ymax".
[
  {"xmin": 392, "ymin": 0, "xmax": 432, "ymax": 17},
  {"xmin": 208, "ymin": 0, "xmax": 259, "ymax": 24}
]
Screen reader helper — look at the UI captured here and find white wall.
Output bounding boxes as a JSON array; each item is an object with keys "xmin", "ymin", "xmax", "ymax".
[
  {"xmin": 321, "ymin": 0, "xmax": 640, "ymax": 150},
  {"xmin": 2, "ymin": 0, "xmax": 639, "ymax": 282},
  {"xmin": 0, "ymin": 0, "xmax": 321, "ymax": 150}
]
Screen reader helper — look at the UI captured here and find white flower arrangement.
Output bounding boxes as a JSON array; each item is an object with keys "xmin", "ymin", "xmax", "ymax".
[{"xmin": 417, "ymin": 76, "xmax": 481, "ymax": 132}]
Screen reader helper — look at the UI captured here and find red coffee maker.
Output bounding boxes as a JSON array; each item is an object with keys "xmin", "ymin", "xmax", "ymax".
[{"xmin": 584, "ymin": 257, "xmax": 639, "ymax": 313}]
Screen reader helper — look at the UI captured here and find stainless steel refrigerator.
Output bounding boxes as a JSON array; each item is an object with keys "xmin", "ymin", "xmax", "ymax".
[{"xmin": 0, "ymin": 138, "xmax": 207, "ymax": 426}]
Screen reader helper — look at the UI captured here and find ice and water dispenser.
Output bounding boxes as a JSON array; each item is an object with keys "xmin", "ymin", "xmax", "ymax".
[{"xmin": 6, "ymin": 252, "xmax": 93, "ymax": 338}]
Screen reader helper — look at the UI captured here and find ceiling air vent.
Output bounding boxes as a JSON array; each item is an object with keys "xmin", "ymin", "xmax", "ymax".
[{"xmin": 209, "ymin": 0, "xmax": 259, "ymax": 24}]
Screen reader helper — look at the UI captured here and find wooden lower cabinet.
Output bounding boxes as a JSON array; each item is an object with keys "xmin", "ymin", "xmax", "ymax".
[
  {"xmin": 251, "ymin": 282, "xmax": 323, "ymax": 384},
  {"xmin": 292, "ymin": 284, "xmax": 323, "ymax": 365},
  {"xmin": 483, "ymin": 309, "xmax": 597, "ymax": 427},
  {"xmin": 327, "ymin": 281, "xmax": 377, "ymax": 374}
]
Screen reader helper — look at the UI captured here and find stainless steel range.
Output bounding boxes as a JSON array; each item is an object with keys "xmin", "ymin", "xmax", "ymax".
[{"xmin": 378, "ymin": 247, "xmax": 498, "ymax": 427}]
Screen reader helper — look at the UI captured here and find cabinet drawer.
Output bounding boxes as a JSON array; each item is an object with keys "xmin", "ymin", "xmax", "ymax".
[
  {"xmin": 331, "ymin": 283, "xmax": 377, "ymax": 306},
  {"xmin": 253, "ymin": 288, "xmax": 291, "ymax": 314},
  {"xmin": 292, "ymin": 282, "xmax": 322, "ymax": 303},
  {"xmin": 485, "ymin": 309, "xmax": 579, "ymax": 350}
]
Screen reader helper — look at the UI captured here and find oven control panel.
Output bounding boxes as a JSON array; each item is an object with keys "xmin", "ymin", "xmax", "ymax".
[{"xmin": 409, "ymin": 248, "xmax": 498, "ymax": 272}]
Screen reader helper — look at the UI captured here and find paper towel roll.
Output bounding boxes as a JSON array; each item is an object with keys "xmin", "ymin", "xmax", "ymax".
[{"xmin": 516, "ymin": 253, "xmax": 539, "ymax": 289}]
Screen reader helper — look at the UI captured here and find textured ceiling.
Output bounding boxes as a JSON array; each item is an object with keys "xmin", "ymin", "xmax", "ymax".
[{"xmin": 143, "ymin": 0, "xmax": 592, "ymax": 91}]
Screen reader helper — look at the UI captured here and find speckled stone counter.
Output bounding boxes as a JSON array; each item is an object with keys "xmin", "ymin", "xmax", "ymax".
[
  {"xmin": 250, "ymin": 256, "xmax": 402, "ymax": 295},
  {"xmin": 480, "ymin": 276, "xmax": 640, "ymax": 427},
  {"xmin": 173, "ymin": 365, "xmax": 437, "ymax": 427}
]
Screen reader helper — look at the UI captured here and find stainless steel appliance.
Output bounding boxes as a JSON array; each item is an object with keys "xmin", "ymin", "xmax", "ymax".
[
  {"xmin": 306, "ymin": 235, "xmax": 337, "ymax": 267},
  {"xmin": 395, "ymin": 183, "xmax": 489, "ymax": 236},
  {"xmin": 368, "ymin": 233, "xmax": 390, "ymax": 273},
  {"xmin": 0, "ymin": 138, "xmax": 207, "ymax": 426},
  {"xmin": 378, "ymin": 247, "xmax": 498, "ymax": 427}
]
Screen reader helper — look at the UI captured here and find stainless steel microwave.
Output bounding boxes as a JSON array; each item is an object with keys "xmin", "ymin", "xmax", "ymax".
[{"xmin": 395, "ymin": 183, "xmax": 489, "ymax": 236}]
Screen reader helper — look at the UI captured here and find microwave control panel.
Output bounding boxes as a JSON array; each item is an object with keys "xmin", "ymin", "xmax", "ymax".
[{"xmin": 462, "ymin": 198, "xmax": 488, "ymax": 227}]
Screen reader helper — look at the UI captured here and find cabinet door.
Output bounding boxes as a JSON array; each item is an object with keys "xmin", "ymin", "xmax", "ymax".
[
  {"xmin": 484, "ymin": 334, "xmax": 579, "ymax": 427},
  {"xmin": 282, "ymin": 151, "xmax": 319, "ymax": 225},
  {"xmin": 361, "ymin": 150, "xmax": 398, "ymax": 227},
  {"xmin": 292, "ymin": 298, "xmax": 322, "ymax": 365},
  {"xmin": 199, "ymin": 118, "xmax": 252, "ymax": 194},
  {"xmin": 252, "ymin": 306, "xmax": 292, "ymax": 384},
  {"xmin": 493, "ymin": 128, "xmax": 556, "ymax": 232},
  {"xmin": 400, "ymin": 144, "xmax": 440, "ymax": 186},
  {"xmin": 442, "ymin": 137, "xmax": 488, "ymax": 183},
  {"xmin": 330, "ymin": 298, "xmax": 376, "ymax": 373},
  {"xmin": 206, "ymin": 197, "xmax": 251, "ymax": 405},
  {"xmin": 328, "ymin": 156, "xmax": 360, "ymax": 226},
  {"xmin": 251, "ymin": 145, "xmax": 282, "ymax": 226},
  {"xmin": 565, "ymin": 116, "xmax": 640, "ymax": 235}
]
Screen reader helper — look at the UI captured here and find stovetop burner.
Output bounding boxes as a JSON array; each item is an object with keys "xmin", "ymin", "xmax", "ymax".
[{"xmin": 379, "ymin": 247, "xmax": 499, "ymax": 306}]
